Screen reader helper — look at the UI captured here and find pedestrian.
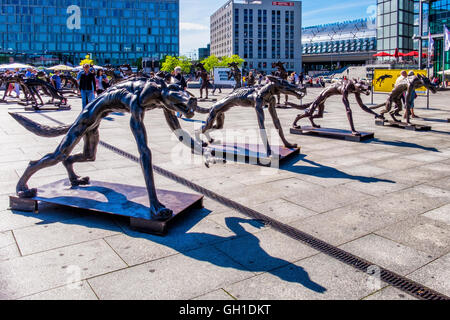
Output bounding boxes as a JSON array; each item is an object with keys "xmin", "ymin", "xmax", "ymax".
[
  {"xmin": 299, "ymin": 72, "xmax": 304, "ymax": 85},
  {"xmin": 247, "ymin": 71, "xmax": 255, "ymax": 87},
  {"xmin": 77, "ymin": 64, "xmax": 96, "ymax": 109},
  {"xmin": 25, "ymin": 67, "xmax": 34, "ymax": 78},
  {"xmin": 173, "ymin": 66, "xmax": 187, "ymax": 90},
  {"xmin": 211, "ymin": 76, "xmax": 222, "ymax": 95},
  {"xmin": 289, "ymin": 72, "xmax": 296, "ymax": 85},
  {"xmin": 51, "ymin": 70, "xmax": 62, "ymax": 91},
  {"xmin": 257, "ymin": 72, "xmax": 263, "ymax": 87},
  {"xmin": 395, "ymin": 70, "xmax": 408, "ymax": 87},
  {"xmin": 95, "ymin": 69, "xmax": 108, "ymax": 95},
  {"xmin": 13, "ymin": 68, "xmax": 21, "ymax": 98},
  {"xmin": 404, "ymin": 71, "xmax": 419, "ymax": 119}
]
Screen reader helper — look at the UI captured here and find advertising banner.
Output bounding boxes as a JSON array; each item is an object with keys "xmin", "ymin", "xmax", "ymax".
[
  {"xmin": 373, "ymin": 69, "xmax": 427, "ymax": 95},
  {"xmin": 213, "ymin": 67, "xmax": 235, "ymax": 86}
]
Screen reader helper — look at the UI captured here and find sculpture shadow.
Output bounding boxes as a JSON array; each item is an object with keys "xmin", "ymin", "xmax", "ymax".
[
  {"xmin": 279, "ymin": 154, "xmax": 395, "ymax": 184},
  {"xmin": 10, "ymin": 185, "xmax": 326, "ymax": 294},
  {"xmin": 419, "ymin": 117, "xmax": 449, "ymax": 123},
  {"xmin": 363, "ymin": 138, "xmax": 439, "ymax": 152},
  {"xmin": 430, "ymin": 129, "xmax": 450, "ymax": 136},
  {"xmin": 117, "ymin": 211, "xmax": 327, "ymax": 294}
]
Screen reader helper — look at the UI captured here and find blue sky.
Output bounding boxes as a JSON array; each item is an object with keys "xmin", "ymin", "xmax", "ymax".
[{"xmin": 180, "ymin": 0, "xmax": 376, "ymax": 56}]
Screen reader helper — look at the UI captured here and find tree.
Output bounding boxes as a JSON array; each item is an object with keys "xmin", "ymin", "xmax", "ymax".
[
  {"xmin": 200, "ymin": 54, "xmax": 245, "ymax": 73},
  {"xmin": 222, "ymin": 55, "xmax": 245, "ymax": 67},
  {"xmin": 161, "ymin": 56, "xmax": 192, "ymax": 74}
]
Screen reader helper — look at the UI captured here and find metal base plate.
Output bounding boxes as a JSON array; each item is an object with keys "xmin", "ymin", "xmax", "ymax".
[
  {"xmin": 290, "ymin": 127, "xmax": 374, "ymax": 142},
  {"xmin": 375, "ymin": 119, "xmax": 431, "ymax": 131},
  {"xmin": 198, "ymin": 98, "xmax": 218, "ymax": 102},
  {"xmin": 9, "ymin": 179, "xmax": 204, "ymax": 236},
  {"xmin": 25, "ymin": 105, "xmax": 71, "ymax": 111},
  {"xmin": 209, "ymin": 142, "xmax": 300, "ymax": 166}
]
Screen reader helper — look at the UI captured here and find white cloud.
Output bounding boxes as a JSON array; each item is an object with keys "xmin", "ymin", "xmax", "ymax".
[{"xmin": 180, "ymin": 22, "xmax": 209, "ymax": 31}]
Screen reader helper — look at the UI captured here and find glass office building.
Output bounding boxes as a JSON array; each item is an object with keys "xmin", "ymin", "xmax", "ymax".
[
  {"xmin": 429, "ymin": 0, "xmax": 450, "ymax": 73},
  {"xmin": 0, "ymin": 0, "xmax": 179, "ymax": 65},
  {"xmin": 376, "ymin": 0, "xmax": 417, "ymax": 56}
]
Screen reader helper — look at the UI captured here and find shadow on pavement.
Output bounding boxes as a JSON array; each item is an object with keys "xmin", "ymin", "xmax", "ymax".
[
  {"xmin": 11, "ymin": 197, "xmax": 326, "ymax": 294},
  {"xmin": 363, "ymin": 138, "xmax": 439, "ymax": 152},
  {"xmin": 280, "ymin": 154, "xmax": 395, "ymax": 184}
]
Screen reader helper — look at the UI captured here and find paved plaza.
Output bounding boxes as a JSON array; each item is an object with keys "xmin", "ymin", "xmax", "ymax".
[{"xmin": 1, "ymin": 86, "xmax": 450, "ymax": 300}]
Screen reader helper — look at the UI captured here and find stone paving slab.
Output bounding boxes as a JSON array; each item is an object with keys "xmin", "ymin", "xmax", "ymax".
[
  {"xmin": 363, "ymin": 286, "xmax": 418, "ymax": 300},
  {"xmin": 0, "ymin": 202, "xmax": 80, "ymax": 233},
  {"xmin": 0, "ymin": 239, "xmax": 126, "ymax": 299},
  {"xmin": 87, "ymin": 246, "xmax": 256, "ymax": 300},
  {"xmin": 422, "ymin": 204, "xmax": 450, "ymax": 225},
  {"xmin": 339, "ymin": 234, "xmax": 433, "ymax": 275},
  {"xmin": 19, "ymin": 281, "xmax": 98, "ymax": 300},
  {"xmin": 408, "ymin": 252, "xmax": 450, "ymax": 297},
  {"xmin": 375, "ymin": 215, "xmax": 450, "ymax": 258},
  {"xmin": 13, "ymin": 214, "xmax": 122, "ymax": 256},
  {"xmin": 223, "ymin": 253, "xmax": 378, "ymax": 300},
  {"xmin": 0, "ymin": 231, "xmax": 20, "ymax": 262},
  {"xmin": 105, "ymin": 208, "xmax": 235, "ymax": 266},
  {"xmin": 193, "ymin": 289, "xmax": 235, "ymax": 300},
  {"xmin": 214, "ymin": 228, "xmax": 318, "ymax": 274}
]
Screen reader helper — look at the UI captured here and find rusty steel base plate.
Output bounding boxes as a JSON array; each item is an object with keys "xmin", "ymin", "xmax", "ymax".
[
  {"xmin": 9, "ymin": 179, "xmax": 204, "ymax": 235},
  {"xmin": 24, "ymin": 105, "xmax": 71, "ymax": 111},
  {"xmin": 291, "ymin": 127, "xmax": 375, "ymax": 142},
  {"xmin": 209, "ymin": 142, "xmax": 300, "ymax": 166},
  {"xmin": 375, "ymin": 119, "xmax": 431, "ymax": 131}
]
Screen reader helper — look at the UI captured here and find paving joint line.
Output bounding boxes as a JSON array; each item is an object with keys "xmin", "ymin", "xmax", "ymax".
[{"xmin": 37, "ymin": 112, "xmax": 450, "ymax": 300}]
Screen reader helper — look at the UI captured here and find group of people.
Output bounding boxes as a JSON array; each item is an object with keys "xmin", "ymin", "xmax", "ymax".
[{"xmin": 76, "ymin": 64, "xmax": 110, "ymax": 108}]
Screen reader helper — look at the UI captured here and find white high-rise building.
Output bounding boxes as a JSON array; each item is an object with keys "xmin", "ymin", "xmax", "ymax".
[{"xmin": 210, "ymin": 0, "xmax": 302, "ymax": 74}]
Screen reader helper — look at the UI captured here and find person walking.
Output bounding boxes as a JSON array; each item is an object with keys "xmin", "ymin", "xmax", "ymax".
[
  {"xmin": 51, "ymin": 70, "xmax": 62, "ymax": 91},
  {"xmin": 77, "ymin": 64, "xmax": 96, "ymax": 109},
  {"xmin": 211, "ymin": 76, "xmax": 222, "ymax": 95},
  {"xmin": 173, "ymin": 66, "xmax": 187, "ymax": 90},
  {"xmin": 404, "ymin": 71, "xmax": 419, "ymax": 119},
  {"xmin": 11, "ymin": 68, "xmax": 21, "ymax": 99},
  {"xmin": 95, "ymin": 69, "xmax": 108, "ymax": 95},
  {"xmin": 247, "ymin": 71, "xmax": 256, "ymax": 87}
]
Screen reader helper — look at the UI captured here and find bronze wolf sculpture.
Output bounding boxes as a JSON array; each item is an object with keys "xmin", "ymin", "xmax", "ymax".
[
  {"xmin": 227, "ymin": 62, "xmax": 242, "ymax": 91},
  {"xmin": 9, "ymin": 75, "xmax": 202, "ymax": 220},
  {"xmin": 370, "ymin": 74, "xmax": 437, "ymax": 124},
  {"xmin": 195, "ymin": 75, "xmax": 306, "ymax": 156},
  {"xmin": 292, "ymin": 79, "xmax": 383, "ymax": 136}
]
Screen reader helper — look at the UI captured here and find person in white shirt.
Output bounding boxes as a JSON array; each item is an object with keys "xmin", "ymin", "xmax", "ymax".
[{"xmin": 395, "ymin": 70, "xmax": 408, "ymax": 87}]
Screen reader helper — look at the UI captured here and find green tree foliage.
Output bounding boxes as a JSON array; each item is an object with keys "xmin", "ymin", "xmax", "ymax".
[
  {"xmin": 161, "ymin": 56, "xmax": 192, "ymax": 74},
  {"xmin": 200, "ymin": 54, "xmax": 245, "ymax": 72}
]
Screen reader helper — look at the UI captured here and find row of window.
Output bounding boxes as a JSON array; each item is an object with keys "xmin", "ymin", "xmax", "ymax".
[{"xmin": 302, "ymin": 38, "xmax": 376, "ymax": 54}]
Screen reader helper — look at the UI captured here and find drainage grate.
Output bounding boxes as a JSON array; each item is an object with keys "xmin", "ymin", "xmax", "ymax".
[{"xmin": 39, "ymin": 113, "xmax": 449, "ymax": 301}]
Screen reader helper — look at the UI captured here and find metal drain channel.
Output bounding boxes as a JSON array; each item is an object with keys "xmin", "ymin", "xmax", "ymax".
[{"xmin": 39, "ymin": 113, "xmax": 449, "ymax": 301}]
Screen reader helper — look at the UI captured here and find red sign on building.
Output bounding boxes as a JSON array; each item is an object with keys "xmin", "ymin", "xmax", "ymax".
[{"xmin": 272, "ymin": 1, "xmax": 295, "ymax": 6}]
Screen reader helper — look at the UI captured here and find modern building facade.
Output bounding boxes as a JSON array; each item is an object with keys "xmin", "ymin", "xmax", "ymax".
[
  {"xmin": 376, "ymin": 0, "xmax": 449, "ymax": 75},
  {"xmin": 302, "ymin": 19, "xmax": 377, "ymax": 73},
  {"xmin": 198, "ymin": 44, "xmax": 211, "ymax": 60},
  {"xmin": 376, "ymin": 0, "xmax": 418, "ymax": 56},
  {"xmin": 210, "ymin": 0, "xmax": 302, "ymax": 74},
  {"xmin": 428, "ymin": 0, "xmax": 450, "ymax": 74},
  {"xmin": 0, "ymin": 0, "xmax": 179, "ymax": 66}
]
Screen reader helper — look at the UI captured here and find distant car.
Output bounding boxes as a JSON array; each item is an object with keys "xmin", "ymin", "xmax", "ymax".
[
  {"xmin": 322, "ymin": 76, "xmax": 332, "ymax": 83},
  {"xmin": 131, "ymin": 67, "xmax": 138, "ymax": 73}
]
